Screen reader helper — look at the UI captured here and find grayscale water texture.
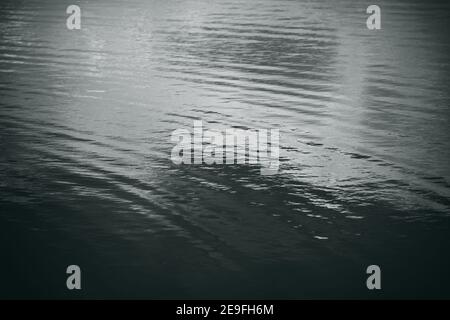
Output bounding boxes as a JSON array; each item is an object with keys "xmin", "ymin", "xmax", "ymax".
[{"xmin": 0, "ymin": 0, "xmax": 449, "ymax": 298}]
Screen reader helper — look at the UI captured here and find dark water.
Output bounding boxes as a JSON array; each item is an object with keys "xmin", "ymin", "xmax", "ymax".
[{"xmin": 1, "ymin": 0, "xmax": 449, "ymax": 298}]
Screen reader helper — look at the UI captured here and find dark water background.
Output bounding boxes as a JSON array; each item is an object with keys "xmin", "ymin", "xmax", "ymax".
[{"xmin": 1, "ymin": 0, "xmax": 449, "ymax": 298}]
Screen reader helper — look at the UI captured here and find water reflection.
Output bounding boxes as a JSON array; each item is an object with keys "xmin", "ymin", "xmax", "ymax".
[{"xmin": 1, "ymin": 0, "xmax": 450, "ymax": 298}]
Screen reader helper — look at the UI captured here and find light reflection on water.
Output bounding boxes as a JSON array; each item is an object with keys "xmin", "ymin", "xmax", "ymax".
[{"xmin": 0, "ymin": 0, "xmax": 449, "ymax": 298}]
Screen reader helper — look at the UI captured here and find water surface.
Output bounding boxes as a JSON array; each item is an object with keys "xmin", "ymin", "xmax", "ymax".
[{"xmin": 1, "ymin": 0, "xmax": 449, "ymax": 298}]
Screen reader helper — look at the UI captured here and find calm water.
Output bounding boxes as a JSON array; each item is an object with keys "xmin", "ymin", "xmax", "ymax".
[{"xmin": 1, "ymin": 0, "xmax": 449, "ymax": 298}]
